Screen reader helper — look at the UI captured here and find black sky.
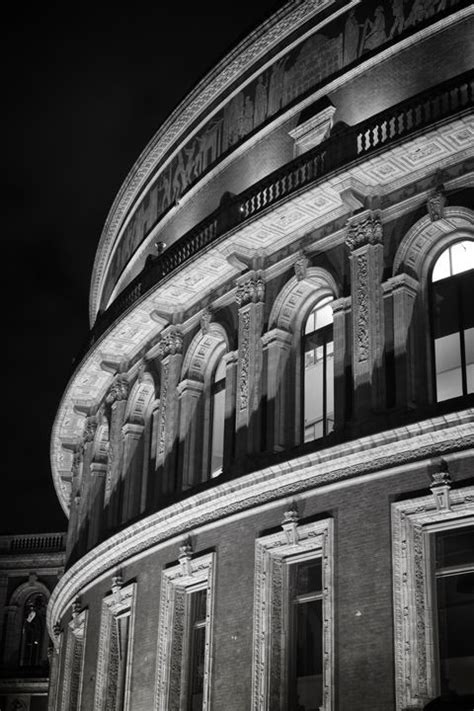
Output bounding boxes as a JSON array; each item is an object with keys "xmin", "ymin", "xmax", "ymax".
[{"xmin": 3, "ymin": 0, "xmax": 285, "ymax": 534}]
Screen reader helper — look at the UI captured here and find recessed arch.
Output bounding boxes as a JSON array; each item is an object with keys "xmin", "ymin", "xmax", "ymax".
[
  {"xmin": 124, "ymin": 371, "xmax": 157, "ymax": 425},
  {"xmin": 181, "ymin": 322, "xmax": 229, "ymax": 383},
  {"xmin": 269, "ymin": 267, "xmax": 339, "ymax": 335}
]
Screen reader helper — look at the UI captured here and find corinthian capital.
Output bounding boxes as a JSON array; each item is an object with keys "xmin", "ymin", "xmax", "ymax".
[
  {"xmin": 345, "ymin": 213, "xmax": 383, "ymax": 251},
  {"xmin": 235, "ymin": 272, "xmax": 265, "ymax": 307},
  {"xmin": 158, "ymin": 328, "xmax": 183, "ymax": 358},
  {"xmin": 105, "ymin": 376, "xmax": 130, "ymax": 405},
  {"xmin": 82, "ymin": 417, "xmax": 97, "ymax": 443}
]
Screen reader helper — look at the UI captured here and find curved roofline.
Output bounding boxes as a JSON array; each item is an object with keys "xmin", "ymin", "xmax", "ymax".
[{"xmin": 88, "ymin": 0, "xmax": 336, "ymax": 325}]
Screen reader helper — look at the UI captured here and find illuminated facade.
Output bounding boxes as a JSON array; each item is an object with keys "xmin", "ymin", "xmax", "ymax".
[
  {"xmin": 48, "ymin": 1, "xmax": 474, "ymax": 709},
  {"xmin": 0, "ymin": 533, "xmax": 65, "ymax": 711}
]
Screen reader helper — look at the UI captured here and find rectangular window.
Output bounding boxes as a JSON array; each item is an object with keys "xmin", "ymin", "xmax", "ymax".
[
  {"xmin": 434, "ymin": 526, "xmax": 474, "ymax": 696},
  {"xmin": 155, "ymin": 550, "xmax": 215, "ymax": 711},
  {"xmin": 252, "ymin": 516, "xmax": 333, "ymax": 711},
  {"xmin": 94, "ymin": 582, "xmax": 136, "ymax": 711}
]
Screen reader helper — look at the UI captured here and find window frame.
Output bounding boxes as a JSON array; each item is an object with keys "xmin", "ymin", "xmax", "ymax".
[
  {"xmin": 392, "ymin": 483, "xmax": 474, "ymax": 709},
  {"xmin": 60, "ymin": 606, "xmax": 88, "ymax": 711},
  {"xmin": 429, "ymin": 239, "xmax": 474, "ymax": 403},
  {"xmin": 251, "ymin": 516, "xmax": 334, "ymax": 711},
  {"xmin": 208, "ymin": 356, "xmax": 226, "ymax": 478},
  {"xmin": 94, "ymin": 581, "xmax": 136, "ymax": 711},
  {"xmin": 155, "ymin": 550, "xmax": 215, "ymax": 711}
]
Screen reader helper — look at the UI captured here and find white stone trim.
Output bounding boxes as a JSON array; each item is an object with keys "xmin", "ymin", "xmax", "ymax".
[
  {"xmin": 60, "ymin": 607, "xmax": 87, "ymax": 711},
  {"xmin": 392, "ymin": 485, "xmax": 474, "ymax": 710},
  {"xmin": 154, "ymin": 550, "xmax": 215, "ymax": 711},
  {"xmin": 48, "ymin": 408, "xmax": 474, "ymax": 637},
  {"xmin": 94, "ymin": 581, "xmax": 136, "ymax": 711},
  {"xmin": 252, "ymin": 516, "xmax": 334, "ymax": 710}
]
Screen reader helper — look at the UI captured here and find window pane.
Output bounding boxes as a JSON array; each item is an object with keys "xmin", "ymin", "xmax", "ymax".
[
  {"xmin": 116, "ymin": 614, "xmax": 130, "ymax": 710},
  {"xmin": 315, "ymin": 303, "xmax": 333, "ymax": 330},
  {"xmin": 432, "ymin": 248, "xmax": 451, "ymax": 282},
  {"xmin": 189, "ymin": 590, "xmax": 207, "ymax": 711},
  {"xmin": 304, "ymin": 356, "xmax": 323, "ymax": 437},
  {"xmin": 210, "ymin": 388, "xmax": 225, "ymax": 477},
  {"xmin": 294, "ymin": 599, "xmax": 323, "ymax": 711},
  {"xmin": 436, "ymin": 526, "xmax": 474, "ymax": 569},
  {"xmin": 465, "ymin": 327, "xmax": 474, "ymax": 394},
  {"xmin": 437, "ymin": 572, "xmax": 474, "ymax": 695},
  {"xmin": 294, "ymin": 559, "xmax": 322, "ymax": 596},
  {"xmin": 326, "ymin": 345, "xmax": 334, "ymax": 434},
  {"xmin": 435, "ymin": 334, "xmax": 463, "ymax": 401},
  {"xmin": 450, "ymin": 240, "xmax": 474, "ymax": 277}
]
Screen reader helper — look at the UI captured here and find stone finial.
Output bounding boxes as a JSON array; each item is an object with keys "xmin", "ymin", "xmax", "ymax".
[
  {"xmin": 106, "ymin": 377, "xmax": 129, "ymax": 405},
  {"xmin": 158, "ymin": 328, "xmax": 183, "ymax": 358},
  {"xmin": 235, "ymin": 273, "xmax": 265, "ymax": 307},
  {"xmin": 282, "ymin": 504, "xmax": 299, "ymax": 545},
  {"xmin": 427, "ymin": 186, "xmax": 446, "ymax": 222},
  {"xmin": 111, "ymin": 573, "xmax": 123, "ymax": 596},
  {"xmin": 294, "ymin": 251, "xmax": 309, "ymax": 281},
  {"xmin": 200, "ymin": 308, "xmax": 212, "ymax": 335},
  {"xmin": 345, "ymin": 214, "xmax": 383, "ymax": 251},
  {"xmin": 430, "ymin": 460, "xmax": 452, "ymax": 511},
  {"xmin": 178, "ymin": 537, "xmax": 193, "ymax": 577}
]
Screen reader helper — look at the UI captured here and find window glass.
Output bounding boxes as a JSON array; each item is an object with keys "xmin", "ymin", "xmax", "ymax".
[
  {"xmin": 303, "ymin": 297, "xmax": 334, "ymax": 442},
  {"xmin": 188, "ymin": 589, "xmax": 207, "ymax": 711},
  {"xmin": 432, "ymin": 240, "xmax": 474, "ymax": 282},
  {"xmin": 210, "ymin": 357, "xmax": 226, "ymax": 477}
]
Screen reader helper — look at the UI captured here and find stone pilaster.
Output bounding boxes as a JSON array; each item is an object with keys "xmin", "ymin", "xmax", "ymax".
[
  {"xmin": 76, "ymin": 417, "xmax": 97, "ymax": 552},
  {"xmin": 87, "ymin": 461, "xmax": 107, "ymax": 550},
  {"xmin": 235, "ymin": 272, "xmax": 265, "ymax": 455},
  {"xmin": 261, "ymin": 327, "xmax": 293, "ymax": 450},
  {"xmin": 156, "ymin": 328, "xmax": 184, "ymax": 497},
  {"xmin": 346, "ymin": 213, "xmax": 385, "ymax": 419},
  {"xmin": 47, "ymin": 627, "xmax": 63, "ymax": 711},
  {"xmin": 177, "ymin": 379, "xmax": 204, "ymax": 489},
  {"xmin": 105, "ymin": 376, "xmax": 129, "ymax": 530},
  {"xmin": 382, "ymin": 273, "xmax": 419, "ymax": 409},
  {"xmin": 332, "ymin": 296, "xmax": 351, "ymax": 430},
  {"xmin": 120, "ymin": 422, "xmax": 145, "ymax": 523},
  {"xmin": 66, "ymin": 445, "xmax": 83, "ymax": 560}
]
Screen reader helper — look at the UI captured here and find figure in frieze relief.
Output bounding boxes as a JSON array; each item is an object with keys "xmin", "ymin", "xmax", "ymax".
[
  {"xmin": 343, "ymin": 8, "xmax": 362, "ymax": 63},
  {"xmin": 254, "ymin": 74, "xmax": 268, "ymax": 126},
  {"xmin": 361, "ymin": 5, "xmax": 387, "ymax": 53},
  {"xmin": 389, "ymin": 0, "xmax": 405, "ymax": 38}
]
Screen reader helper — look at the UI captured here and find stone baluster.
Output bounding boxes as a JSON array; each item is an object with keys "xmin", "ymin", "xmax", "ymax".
[
  {"xmin": 346, "ymin": 212, "xmax": 385, "ymax": 420},
  {"xmin": 261, "ymin": 327, "xmax": 293, "ymax": 451},
  {"xmin": 235, "ymin": 272, "xmax": 265, "ymax": 456}
]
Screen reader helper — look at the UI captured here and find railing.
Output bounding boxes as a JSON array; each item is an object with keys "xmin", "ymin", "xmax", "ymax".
[
  {"xmin": 0, "ymin": 532, "xmax": 66, "ymax": 554},
  {"xmin": 83, "ymin": 70, "xmax": 473, "ymax": 361}
]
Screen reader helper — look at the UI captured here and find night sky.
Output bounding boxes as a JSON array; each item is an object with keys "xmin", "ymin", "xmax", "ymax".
[{"xmin": 3, "ymin": 0, "xmax": 285, "ymax": 535}]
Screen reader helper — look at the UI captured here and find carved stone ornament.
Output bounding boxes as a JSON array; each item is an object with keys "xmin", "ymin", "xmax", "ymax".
[
  {"xmin": 345, "ymin": 214, "xmax": 383, "ymax": 251},
  {"xmin": 157, "ymin": 328, "xmax": 183, "ymax": 358},
  {"xmin": 281, "ymin": 504, "xmax": 299, "ymax": 545},
  {"xmin": 71, "ymin": 597, "xmax": 82, "ymax": 619},
  {"xmin": 392, "ymin": 486, "xmax": 474, "ymax": 710},
  {"xmin": 236, "ymin": 273, "xmax": 265, "ymax": 307},
  {"xmin": 429, "ymin": 464, "xmax": 452, "ymax": 511},
  {"xmin": 111, "ymin": 573, "xmax": 123, "ymax": 597},
  {"xmin": 427, "ymin": 185, "xmax": 447, "ymax": 221},
  {"xmin": 294, "ymin": 252, "xmax": 309, "ymax": 281},
  {"xmin": 178, "ymin": 537, "xmax": 193, "ymax": 577},
  {"xmin": 105, "ymin": 377, "xmax": 130, "ymax": 405},
  {"xmin": 200, "ymin": 308, "xmax": 212, "ymax": 335},
  {"xmin": 252, "ymin": 518, "xmax": 334, "ymax": 710},
  {"xmin": 82, "ymin": 417, "xmax": 97, "ymax": 443}
]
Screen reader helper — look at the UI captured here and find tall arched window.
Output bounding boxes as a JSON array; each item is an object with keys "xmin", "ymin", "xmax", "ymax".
[
  {"xmin": 431, "ymin": 240, "xmax": 474, "ymax": 402},
  {"xmin": 303, "ymin": 296, "xmax": 334, "ymax": 442},
  {"xmin": 210, "ymin": 357, "xmax": 226, "ymax": 477},
  {"xmin": 20, "ymin": 593, "xmax": 46, "ymax": 667}
]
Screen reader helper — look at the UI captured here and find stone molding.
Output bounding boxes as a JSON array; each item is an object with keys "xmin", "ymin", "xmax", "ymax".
[
  {"xmin": 94, "ymin": 581, "xmax": 136, "ymax": 711},
  {"xmin": 392, "ymin": 483, "xmax": 474, "ymax": 710},
  {"xmin": 47, "ymin": 409, "xmax": 474, "ymax": 638},
  {"xmin": 345, "ymin": 212, "xmax": 383, "ymax": 251},
  {"xmin": 60, "ymin": 606, "xmax": 87, "ymax": 711},
  {"xmin": 251, "ymin": 514, "xmax": 333, "ymax": 710},
  {"xmin": 155, "ymin": 548, "xmax": 215, "ymax": 711}
]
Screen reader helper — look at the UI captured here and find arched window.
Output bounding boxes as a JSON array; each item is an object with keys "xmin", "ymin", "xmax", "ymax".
[
  {"xmin": 20, "ymin": 593, "xmax": 46, "ymax": 667},
  {"xmin": 431, "ymin": 240, "xmax": 474, "ymax": 402},
  {"xmin": 303, "ymin": 296, "xmax": 334, "ymax": 442},
  {"xmin": 209, "ymin": 357, "xmax": 226, "ymax": 477}
]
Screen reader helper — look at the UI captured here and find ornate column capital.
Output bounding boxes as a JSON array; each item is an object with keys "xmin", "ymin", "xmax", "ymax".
[
  {"xmin": 105, "ymin": 376, "xmax": 129, "ymax": 405},
  {"xmin": 158, "ymin": 327, "xmax": 183, "ymax": 358},
  {"xmin": 235, "ymin": 271, "xmax": 265, "ymax": 307},
  {"xmin": 82, "ymin": 417, "xmax": 97, "ymax": 444},
  {"xmin": 345, "ymin": 213, "xmax": 383, "ymax": 251}
]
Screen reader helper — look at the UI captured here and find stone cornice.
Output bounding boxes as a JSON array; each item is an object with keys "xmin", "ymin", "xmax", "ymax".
[{"xmin": 47, "ymin": 408, "xmax": 474, "ymax": 638}]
